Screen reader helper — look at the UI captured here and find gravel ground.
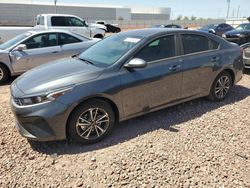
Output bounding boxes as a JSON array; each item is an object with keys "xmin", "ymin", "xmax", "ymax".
[{"xmin": 0, "ymin": 71, "xmax": 250, "ymax": 188}]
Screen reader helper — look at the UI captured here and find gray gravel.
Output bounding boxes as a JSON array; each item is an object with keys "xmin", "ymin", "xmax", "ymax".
[{"xmin": 0, "ymin": 71, "xmax": 250, "ymax": 188}]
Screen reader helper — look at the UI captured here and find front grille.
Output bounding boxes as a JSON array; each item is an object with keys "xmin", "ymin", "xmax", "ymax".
[
  {"xmin": 226, "ymin": 35, "xmax": 238, "ymax": 39},
  {"xmin": 244, "ymin": 49, "xmax": 250, "ymax": 58}
]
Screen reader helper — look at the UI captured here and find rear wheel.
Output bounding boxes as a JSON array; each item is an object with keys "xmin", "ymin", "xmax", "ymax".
[
  {"xmin": 0, "ymin": 64, "xmax": 9, "ymax": 84},
  {"xmin": 67, "ymin": 100, "xmax": 115, "ymax": 144},
  {"xmin": 208, "ymin": 71, "xmax": 232, "ymax": 101}
]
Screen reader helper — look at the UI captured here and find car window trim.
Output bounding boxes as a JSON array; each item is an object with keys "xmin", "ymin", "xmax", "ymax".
[
  {"xmin": 178, "ymin": 33, "xmax": 220, "ymax": 57},
  {"xmin": 131, "ymin": 34, "xmax": 179, "ymax": 65},
  {"xmin": 22, "ymin": 32, "xmax": 59, "ymax": 50}
]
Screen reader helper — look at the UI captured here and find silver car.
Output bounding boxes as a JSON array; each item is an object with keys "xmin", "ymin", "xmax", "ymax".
[{"xmin": 0, "ymin": 30, "xmax": 100, "ymax": 83}]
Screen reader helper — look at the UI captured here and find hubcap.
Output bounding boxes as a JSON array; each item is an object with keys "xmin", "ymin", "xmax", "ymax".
[
  {"xmin": 0, "ymin": 68, "xmax": 3, "ymax": 80},
  {"xmin": 215, "ymin": 75, "xmax": 230, "ymax": 99},
  {"xmin": 76, "ymin": 108, "xmax": 110, "ymax": 140}
]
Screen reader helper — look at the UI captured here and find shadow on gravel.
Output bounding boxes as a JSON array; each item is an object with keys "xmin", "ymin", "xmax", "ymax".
[
  {"xmin": 244, "ymin": 68, "xmax": 250, "ymax": 75},
  {"xmin": 30, "ymin": 83, "xmax": 250, "ymax": 155},
  {"xmin": 0, "ymin": 76, "xmax": 18, "ymax": 86}
]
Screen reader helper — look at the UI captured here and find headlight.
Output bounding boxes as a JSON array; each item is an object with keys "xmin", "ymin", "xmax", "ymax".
[
  {"xmin": 14, "ymin": 87, "xmax": 73, "ymax": 106},
  {"xmin": 222, "ymin": 34, "xmax": 226, "ymax": 38}
]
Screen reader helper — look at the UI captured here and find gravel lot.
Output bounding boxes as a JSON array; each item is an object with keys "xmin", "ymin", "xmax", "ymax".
[{"xmin": 0, "ymin": 71, "xmax": 250, "ymax": 188}]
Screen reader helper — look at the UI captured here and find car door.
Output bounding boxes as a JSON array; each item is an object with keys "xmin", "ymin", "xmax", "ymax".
[
  {"xmin": 58, "ymin": 33, "xmax": 88, "ymax": 58},
  {"xmin": 10, "ymin": 33, "xmax": 63, "ymax": 71},
  {"xmin": 180, "ymin": 34, "xmax": 221, "ymax": 98},
  {"xmin": 120, "ymin": 35, "xmax": 183, "ymax": 118}
]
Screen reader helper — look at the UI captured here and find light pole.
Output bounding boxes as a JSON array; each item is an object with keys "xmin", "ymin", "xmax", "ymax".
[
  {"xmin": 54, "ymin": 0, "xmax": 57, "ymax": 13},
  {"xmin": 226, "ymin": 0, "xmax": 231, "ymax": 19}
]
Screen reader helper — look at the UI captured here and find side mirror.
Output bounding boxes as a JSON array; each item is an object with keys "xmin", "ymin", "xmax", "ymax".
[
  {"xmin": 15, "ymin": 44, "xmax": 27, "ymax": 51},
  {"xmin": 124, "ymin": 58, "xmax": 147, "ymax": 69},
  {"xmin": 208, "ymin": 29, "xmax": 216, "ymax": 34}
]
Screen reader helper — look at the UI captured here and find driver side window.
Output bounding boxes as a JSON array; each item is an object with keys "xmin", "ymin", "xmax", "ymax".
[
  {"xmin": 134, "ymin": 35, "xmax": 176, "ymax": 62},
  {"xmin": 24, "ymin": 33, "xmax": 58, "ymax": 49}
]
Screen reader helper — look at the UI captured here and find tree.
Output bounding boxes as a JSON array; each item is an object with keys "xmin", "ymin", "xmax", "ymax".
[
  {"xmin": 117, "ymin": 16, "xmax": 124, "ymax": 21},
  {"xmin": 191, "ymin": 15, "xmax": 197, "ymax": 21},
  {"xmin": 183, "ymin": 16, "xmax": 189, "ymax": 21},
  {"xmin": 247, "ymin": 16, "xmax": 250, "ymax": 22},
  {"xmin": 177, "ymin": 15, "xmax": 182, "ymax": 21}
]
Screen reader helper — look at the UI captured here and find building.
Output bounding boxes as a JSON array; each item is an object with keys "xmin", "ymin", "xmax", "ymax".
[{"xmin": 0, "ymin": 1, "xmax": 171, "ymax": 26}]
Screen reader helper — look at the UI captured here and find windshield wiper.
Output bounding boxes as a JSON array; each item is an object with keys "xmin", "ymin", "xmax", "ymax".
[{"xmin": 77, "ymin": 57, "xmax": 95, "ymax": 65}]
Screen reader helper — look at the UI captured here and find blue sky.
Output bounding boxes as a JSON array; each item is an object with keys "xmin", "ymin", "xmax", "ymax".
[{"xmin": 34, "ymin": 0, "xmax": 250, "ymax": 19}]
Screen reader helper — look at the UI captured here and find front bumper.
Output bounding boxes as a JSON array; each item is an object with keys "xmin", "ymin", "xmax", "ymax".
[{"xmin": 11, "ymin": 98, "xmax": 70, "ymax": 141}]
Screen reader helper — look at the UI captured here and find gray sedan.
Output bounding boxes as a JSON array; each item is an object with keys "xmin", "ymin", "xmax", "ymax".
[
  {"xmin": 11, "ymin": 29, "xmax": 244, "ymax": 144},
  {"xmin": 0, "ymin": 30, "xmax": 100, "ymax": 83}
]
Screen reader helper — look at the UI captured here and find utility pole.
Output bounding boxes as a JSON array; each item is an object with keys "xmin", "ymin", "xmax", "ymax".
[
  {"xmin": 236, "ymin": 5, "xmax": 240, "ymax": 18},
  {"xmin": 226, "ymin": 0, "xmax": 231, "ymax": 19},
  {"xmin": 54, "ymin": 0, "xmax": 57, "ymax": 13}
]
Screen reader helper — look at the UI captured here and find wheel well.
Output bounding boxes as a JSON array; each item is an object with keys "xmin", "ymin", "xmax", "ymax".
[
  {"xmin": 66, "ymin": 97, "xmax": 119, "ymax": 136},
  {"xmin": 224, "ymin": 69, "xmax": 235, "ymax": 85},
  {"xmin": 93, "ymin": 34, "xmax": 104, "ymax": 39}
]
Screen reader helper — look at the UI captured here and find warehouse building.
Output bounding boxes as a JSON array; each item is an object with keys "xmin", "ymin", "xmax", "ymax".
[{"xmin": 0, "ymin": 0, "xmax": 171, "ymax": 26}]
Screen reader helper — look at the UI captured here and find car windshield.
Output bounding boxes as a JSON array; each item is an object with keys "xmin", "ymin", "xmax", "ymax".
[
  {"xmin": 236, "ymin": 24, "xmax": 250, "ymax": 30},
  {"xmin": 78, "ymin": 34, "xmax": 143, "ymax": 67},
  {"xmin": 0, "ymin": 32, "xmax": 31, "ymax": 50},
  {"xmin": 201, "ymin": 24, "xmax": 217, "ymax": 30}
]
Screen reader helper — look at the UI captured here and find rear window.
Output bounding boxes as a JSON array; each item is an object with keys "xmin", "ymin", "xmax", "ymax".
[{"xmin": 36, "ymin": 16, "xmax": 44, "ymax": 26}]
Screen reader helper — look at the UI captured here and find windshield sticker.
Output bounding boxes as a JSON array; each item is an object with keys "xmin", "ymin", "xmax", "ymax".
[{"xmin": 124, "ymin": 37, "xmax": 141, "ymax": 43}]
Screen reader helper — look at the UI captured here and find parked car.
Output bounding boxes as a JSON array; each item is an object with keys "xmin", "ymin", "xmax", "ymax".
[
  {"xmin": 95, "ymin": 21, "xmax": 121, "ymax": 33},
  {"xmin": 241, "ymin": 42, "xmax": 250, "ymax": 68},
  {"xmin": 0, "ymin": 14, "xmax": 106, "ymax": 43},
  {"xmin": 222, "ymin": 23, "xmax": 250, "ymax": 45},
  {"xmin": 11, "ymin": 28, "xmax": 244, "ymax": 144},
  {"xmin": 0, "ymin": 30, "xmax": 100, "ymax": 83},
  {"xmin": 199, "ymin": 23, "xmax": 234, "ymax": 36},
  {"xmin": 152, "ymin": 24, "xmax": 182, "ymax": 29}
]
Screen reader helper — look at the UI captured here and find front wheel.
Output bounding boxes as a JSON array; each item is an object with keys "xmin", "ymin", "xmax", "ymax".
[
  {"xmin": 67, "ymin": 100, "xmax": 115, "ymax": 144},
  {"xmin": 208, "ymin": 71, "xmax": 232, "ymax": 101}
]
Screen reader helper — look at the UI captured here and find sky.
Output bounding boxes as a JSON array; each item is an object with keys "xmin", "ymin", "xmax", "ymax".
[{"xmin": 32, "ymin": 0, "xmax": 250, "ymax": 19}]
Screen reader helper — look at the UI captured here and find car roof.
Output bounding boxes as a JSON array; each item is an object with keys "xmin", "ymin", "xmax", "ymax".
[
  {"xmin": 25, "ymin": 30, "xmax": 90, "ymax": 40},
  {"xmin": 118, "ymin": 28, "xmax": 211, "ymax": 38}
]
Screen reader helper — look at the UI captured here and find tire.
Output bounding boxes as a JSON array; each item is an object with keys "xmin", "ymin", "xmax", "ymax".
[
  {"xmin": 67, "ymin": 99, "xmax": 115, "ymax": 144},
  {"xmin": 208, "ymin": 71, "xmax": 233, "ymax": 101},
  {"xmin": 0, "ymin": 63, "xmax": 9, "ymax": 84}
]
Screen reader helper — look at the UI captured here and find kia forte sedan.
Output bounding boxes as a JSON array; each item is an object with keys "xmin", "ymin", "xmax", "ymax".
[
  {"xmin": 11, "ymin": 28, "xmax": 244, "ymax": 144},
  {"xmin": 0, "ymin": 30, "xmax": 99, "ymax": 83}
]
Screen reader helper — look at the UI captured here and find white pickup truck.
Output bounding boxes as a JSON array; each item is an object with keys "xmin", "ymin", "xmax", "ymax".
[{"xmin": 0, "ymin": 14, "xmax": 106, "ymax": 43}]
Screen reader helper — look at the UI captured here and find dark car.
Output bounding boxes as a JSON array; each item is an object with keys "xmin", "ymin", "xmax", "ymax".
[
  {"xmin": 223, "ymin": 23, "xmax": 250, "ymax": 45},
  {"xmin": 96, "ymin": 21, "xmax": 121, "ymax": 33},
  {"xmin": 152, "ymin": 24, "xmax": 182, "ymax": 29},
  {"xmin": 199, "ymin": 23, "xmax": 234, "ymax": 36},
  {"xmin": 11, "ymin": 29, "xmax": 244, "ymax": 144},
  {"xmin": 241, "ymin": 42, "xmax": 250, "ymax": 68}
]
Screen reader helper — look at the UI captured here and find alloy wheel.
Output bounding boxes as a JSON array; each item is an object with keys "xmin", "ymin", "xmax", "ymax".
[
  {"xmin": 0, "ymin": 68, "xmax": 3, "ymax": 81},
  {"xmin": 76, "ymin": 108, "xmax": 110, "ymax": 140},
  {"xmin": 214, "ymin": 75, "xmax": 231, "ymax": 99}
]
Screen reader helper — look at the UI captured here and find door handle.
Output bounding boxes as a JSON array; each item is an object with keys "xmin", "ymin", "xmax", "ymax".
[
  {"xmin": 211, "ymin": 57, "xmax": 220, "ymax": 62},
  {"xmin": 52, "ymin": 51, "xmax": 58, "ymax": 54},
  {"xmin": 169, "ymin": 64, "xmax": 182, "ymax": 71}
]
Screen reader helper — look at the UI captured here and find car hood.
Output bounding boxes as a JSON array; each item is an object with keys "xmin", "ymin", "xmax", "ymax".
[
  {"xmin": 13, "ymin": 58, "xmax": 103, "ymax": 96},
  {"xmin": 225, "ymin": 29, "xmax": 250, "ymax": 35}
]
